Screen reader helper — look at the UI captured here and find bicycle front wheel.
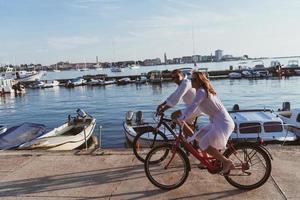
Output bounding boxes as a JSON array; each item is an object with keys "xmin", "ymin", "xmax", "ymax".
[
  {"xmin": 223, "ymin": 142, "xmax": 272, "ymax": 190},
  {"xmin": 144, "ymin": 144, "xmax": 190, "ymax": 190},
  {"xmin": 133, "ymin": 130, "xmax": 168, "ymax": 163}
]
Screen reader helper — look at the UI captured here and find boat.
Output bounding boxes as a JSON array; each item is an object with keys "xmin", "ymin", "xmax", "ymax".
[
  {"xmin": 111, "ymin": 66, "xmax": 122, "ymax": 72},
  {"xmin": 0, "ymin": 67, "xmax": 43, "ymax": 82},
  {"xmin": 123, "ymin": 111, "xmax": 173, "ymax": 145},
  {"xmin": 286, "ymin": 60, "xmax": 299, "ymax": 68},
  {"xmin": 42, "ymin": 80, "xmax": 60, "ymax": 88},
  {"xmin": 179, "ymin": 67, "xmax": 193, "ymax": 79},
  {"xmin": 0, "ymin": 123, "xmax": 46, "ymax": 150},
  {"xmin": 241, "ymin": 70, "xmax": 261, "ymax": 78},
  {"xmin": 277, "ymin": 102, "xmax": 300, "ymax": 137},
  {"xmin": 228, "ymin": 72, "xmax": 242, "ymax": 79},
  {"xmin": 19, "ymin": 109, "xmax": 96, "ymax": 150},
  {"xmin": 65, "ymin": 77, "xmax": 86, "ymax": 88},
  {"xmin": 136, "ymin": 75, "xmax": 148, "ymax": 84},
  {"xmin": 149, "ymin": 70, "xmax": 163, "ymax": 84},
  {"xmin": 0, "ymin": 78, "xmax": 14, "ymax": 93},
  {"xmin": 129, "ymin": 64, "xmax": 140, "ymax": 69},
  {"xmin": 87, "ymin": 79, "xmax": 115, "ymax": 86},
  {"xmin": 117, "ymin": 77, "xmax": 132, "ymax": 85},
  {"xmin": 28, "ymin": 80, "xmax": 45, "ymax": 89},
  {"xmin": 229, "ymin": 105, "xmax": 297, "ymax": 142}
]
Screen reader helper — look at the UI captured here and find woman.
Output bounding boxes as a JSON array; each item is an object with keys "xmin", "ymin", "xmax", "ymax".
[{"xmin": 176, "ymin": 71, "xmax": 235, "ymax": 174}]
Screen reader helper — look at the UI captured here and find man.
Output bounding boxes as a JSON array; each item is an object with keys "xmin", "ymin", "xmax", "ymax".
[{"xmin": 156, "ymin": 69, "xmax": 202, "ymax": 136}]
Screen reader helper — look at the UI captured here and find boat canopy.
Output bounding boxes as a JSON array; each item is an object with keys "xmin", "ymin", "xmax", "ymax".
[{"xmin": 0, "ymin": 123, "xmax": 46, "ymax": 149}]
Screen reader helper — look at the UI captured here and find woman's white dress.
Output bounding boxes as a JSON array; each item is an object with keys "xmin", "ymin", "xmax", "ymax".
[{"xmin": 178, "ymin": 89, "xmax": 234, "ymax": 150}]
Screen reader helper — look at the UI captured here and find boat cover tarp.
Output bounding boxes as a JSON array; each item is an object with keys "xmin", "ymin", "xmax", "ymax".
[{"xmin": 0, "ymin": 123, "xmax": 46, "ymax": 150}]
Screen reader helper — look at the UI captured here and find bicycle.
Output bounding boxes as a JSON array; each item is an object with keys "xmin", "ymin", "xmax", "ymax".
[
  {"xmin": 132, "ymin": 112, "xmax": 179, "ymax": 163},
  {"xmin": 144, "ymin": 122, "xmax": 272, "ymax": 190}
]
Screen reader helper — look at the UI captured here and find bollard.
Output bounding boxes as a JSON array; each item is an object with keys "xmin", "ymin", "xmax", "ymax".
[
  {"xmin": 98, "ymin": 125, "xmax": 102, "ymax": 148},
  {"xmin": 84, "ymin": 125, "xmax": 88, "ymax": 150}
]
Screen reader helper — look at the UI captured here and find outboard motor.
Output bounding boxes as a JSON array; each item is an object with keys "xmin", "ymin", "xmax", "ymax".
[
  {"xmin": 232, "ymin": 104, "xmax": 240, "ymax": 111},
  {"xmin": 77, "ymin": 109, "xmax": 87, "ymax": 118},
  {"xmin": 136, "ymin": 111, "xmax": 143, "ymax": 125},
  {"xmin": 125, "ymin": 111, "xmax": 134, "ymax": 124},
  {"xmin": 281, "ymin": 102, "xmax": 290, "ymax": 111}
]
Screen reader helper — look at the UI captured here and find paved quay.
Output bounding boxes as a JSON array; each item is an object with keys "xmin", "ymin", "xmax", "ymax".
[{"xmin": 0, "ymin": 145, "xmax": 299, "ymax": 200}]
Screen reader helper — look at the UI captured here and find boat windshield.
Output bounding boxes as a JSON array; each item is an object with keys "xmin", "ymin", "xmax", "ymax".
[
  {"xmin": 263, "ymin": 122, "xmax": 283, "ymax": 132},
  {"xmin": 239, "ymin": 122, "xmax": 261, "ymax": 134}
]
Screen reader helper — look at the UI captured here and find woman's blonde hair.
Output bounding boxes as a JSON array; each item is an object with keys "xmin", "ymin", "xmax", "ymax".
[{"xmin": 193, "ymin": 71, "xmax": 216, "ymax": 97}]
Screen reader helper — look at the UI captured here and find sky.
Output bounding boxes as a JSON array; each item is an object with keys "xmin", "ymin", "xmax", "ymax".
[{"xmin": 0, "ymin": 0, "xmax": 300, "ymax": 65}]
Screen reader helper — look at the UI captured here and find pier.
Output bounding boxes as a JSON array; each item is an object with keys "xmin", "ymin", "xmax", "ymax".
[{"xmin": 0, "ymin": 145, "xmax": 299, "ymax": 199}]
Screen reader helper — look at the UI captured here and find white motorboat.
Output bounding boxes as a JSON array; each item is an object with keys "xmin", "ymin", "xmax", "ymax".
[
  {"xmin": 179, "ymin": 67, "xmax": 193, "ymax": 79},
  {"xmin": 65, "ymin": 77, "xmax": 86, "ymax": 88},
  {"xmin": 129, "ymin": 64, "xmax": 140, "ymax": 69},
  {"xmin": 19, "ymin": 109, "xmax": 96, "ymax": 150},
  {"xmin": 117, "ymin": 77, "xmax": 132, "ymax": 85},
  {"xmin": 286, "ymin": 60, "xmax": 299, "ymax": 68},
  {"xmin": 87, "ymin": 79, "xmax": 115, "ymax": 86},
  {"xmin": 136, "ymin": 75, "xmax": 148, "ymax": 84},
  {"xmin": 42, "ymin": 80, "xmax": 60, "ymax": 88},
  {"xmin": 241, "ymin": 70, "xmax": 260, "ymax": 78},
  {"xmin": 229, "ymin": 105, "xmax": 296, "ymax": 142},
  {"xmin": 1, "ymin": 67, "xmax": 43, "ymax": 82},
  {"xmin": 111, "ymin": 67, "xmax": 122, "ymax": 72},
  {"xmin": 123, "ymin": 111, "xmax": 173, "ymax": 145},
  {"xmin": 0, "ymin": 78, "xmax": 14, "ymax": 93},
  {"xmin": 28, "ymin": 80, "xmax": 45, "ymax": 89},
  {"xmin": 277, "ymin": 102, "xmax": 300, "ymax": 137},
  {"xmin": 228, "ymin": 72, "xmax": 242, "ymax": 79}
]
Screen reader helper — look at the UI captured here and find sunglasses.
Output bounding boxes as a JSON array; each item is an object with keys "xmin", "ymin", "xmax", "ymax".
[
  {"xmin": 191, "ymin": 77, "xmax": 197, "ymax": 81},
  {"xmin": 172, "ymin": 75, "xmax": 180, "ymax": 79}
]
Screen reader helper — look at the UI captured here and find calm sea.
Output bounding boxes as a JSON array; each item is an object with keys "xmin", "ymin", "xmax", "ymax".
[{"xmin": 1, "ymin": 59, "xmax": 300, "ymax": 148}]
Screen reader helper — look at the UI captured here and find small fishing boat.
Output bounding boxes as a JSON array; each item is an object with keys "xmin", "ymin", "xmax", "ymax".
[
  {"xmin": 123, "ymin": 111, "xmax": 173, "ymax": 145},
  {"xmin": 228, "ymin": 72, "xmax": 242, "ymax": 79},
  {"xmin": 136, "ymin": 75, "xmax": 148, "ymax": 84},
  {"xmin": 117, "ymin": 77, "xmax": 132, "ymax": 85},
  {"xmin": 28, "ymin": 80, "xmax": 45, "ymax": 89},
  {"xmin": 0, "ymin": 123, "xmax": 46, "ymax": 150},
  {"xmin": 277, "ymin": 102, "xmax": 300, "ymax": 137},
  {"xmin": 229, "ymin": 105, "xmax": 297, "ymax": 142},
  {"xmin": 65, "ymin": 77, "xmax": 86, "ymax": 88},
  {"xmin": 42, "ymin": 80, "xmax": 60, "ymax": 88},
  {"xmin": 19, "ymin": 109, "xmax": 96, "ymax": 150},
  {"xmin": 87, "ymin": 79, "xmax": 115, "ymax": 86}
]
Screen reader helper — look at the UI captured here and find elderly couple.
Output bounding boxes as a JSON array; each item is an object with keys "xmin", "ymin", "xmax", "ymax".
[{"xmin": 156, "ymin": 69, "xmax": 235, "ymax": 174}]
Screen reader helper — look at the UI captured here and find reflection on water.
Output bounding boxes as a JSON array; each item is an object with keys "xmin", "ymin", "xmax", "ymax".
[{"xmin": 1, "ymin": 77, "xmax": 300, "ymax": 148}]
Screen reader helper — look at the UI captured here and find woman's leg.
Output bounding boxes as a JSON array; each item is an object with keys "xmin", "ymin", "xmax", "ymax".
[
  {"xmin": 172, "ymin": 111, "xmax": 194, "ymax": 137},
  {"xmin": 206, "ymin": 146, "xmax": 235, "ymax": 173}
]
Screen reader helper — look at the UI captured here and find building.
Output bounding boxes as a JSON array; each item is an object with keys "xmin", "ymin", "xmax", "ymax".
[
  {"xmin": 192, "ymin": 55, "xmax": 201, "ymax": 63},
  {"xmin": 181, "ymin": 56, "xmax": 193, "ymax": 63},
  {"xmin": 164, "ymin": 53, "xmax": 167, "ymax": 64},
  {"xmin": 215, "ymin": 49, "xmax": 223, "ymax": 61}
]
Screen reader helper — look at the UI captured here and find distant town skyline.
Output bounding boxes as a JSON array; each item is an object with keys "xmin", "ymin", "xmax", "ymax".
[{"xmin": 1, "ymin": 0, "xmax": 300, "ymax": 65}]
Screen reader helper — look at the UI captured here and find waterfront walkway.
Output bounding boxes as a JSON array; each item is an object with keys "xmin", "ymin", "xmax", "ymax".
[{"xmin": 0, "ymin": 145, "xmax": 299, "ymax": 200}]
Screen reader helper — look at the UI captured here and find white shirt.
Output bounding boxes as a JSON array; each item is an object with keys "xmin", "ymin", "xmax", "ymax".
[{"xmin": 165, "ymin": 79, "xmax": 196, "ymax": 108}]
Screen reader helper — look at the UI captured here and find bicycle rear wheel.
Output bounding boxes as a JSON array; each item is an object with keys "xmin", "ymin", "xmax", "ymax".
[
  {"xmin": 133, "ymin": 130, "xmax": 168, "ymax": 163},
  {"xmin": 223, "ymin": 142, "xmax": 272, "ymax": 190},
  {"xmin": 144, "ymin": 144, "xmax": 190, "ymax": 190}
]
